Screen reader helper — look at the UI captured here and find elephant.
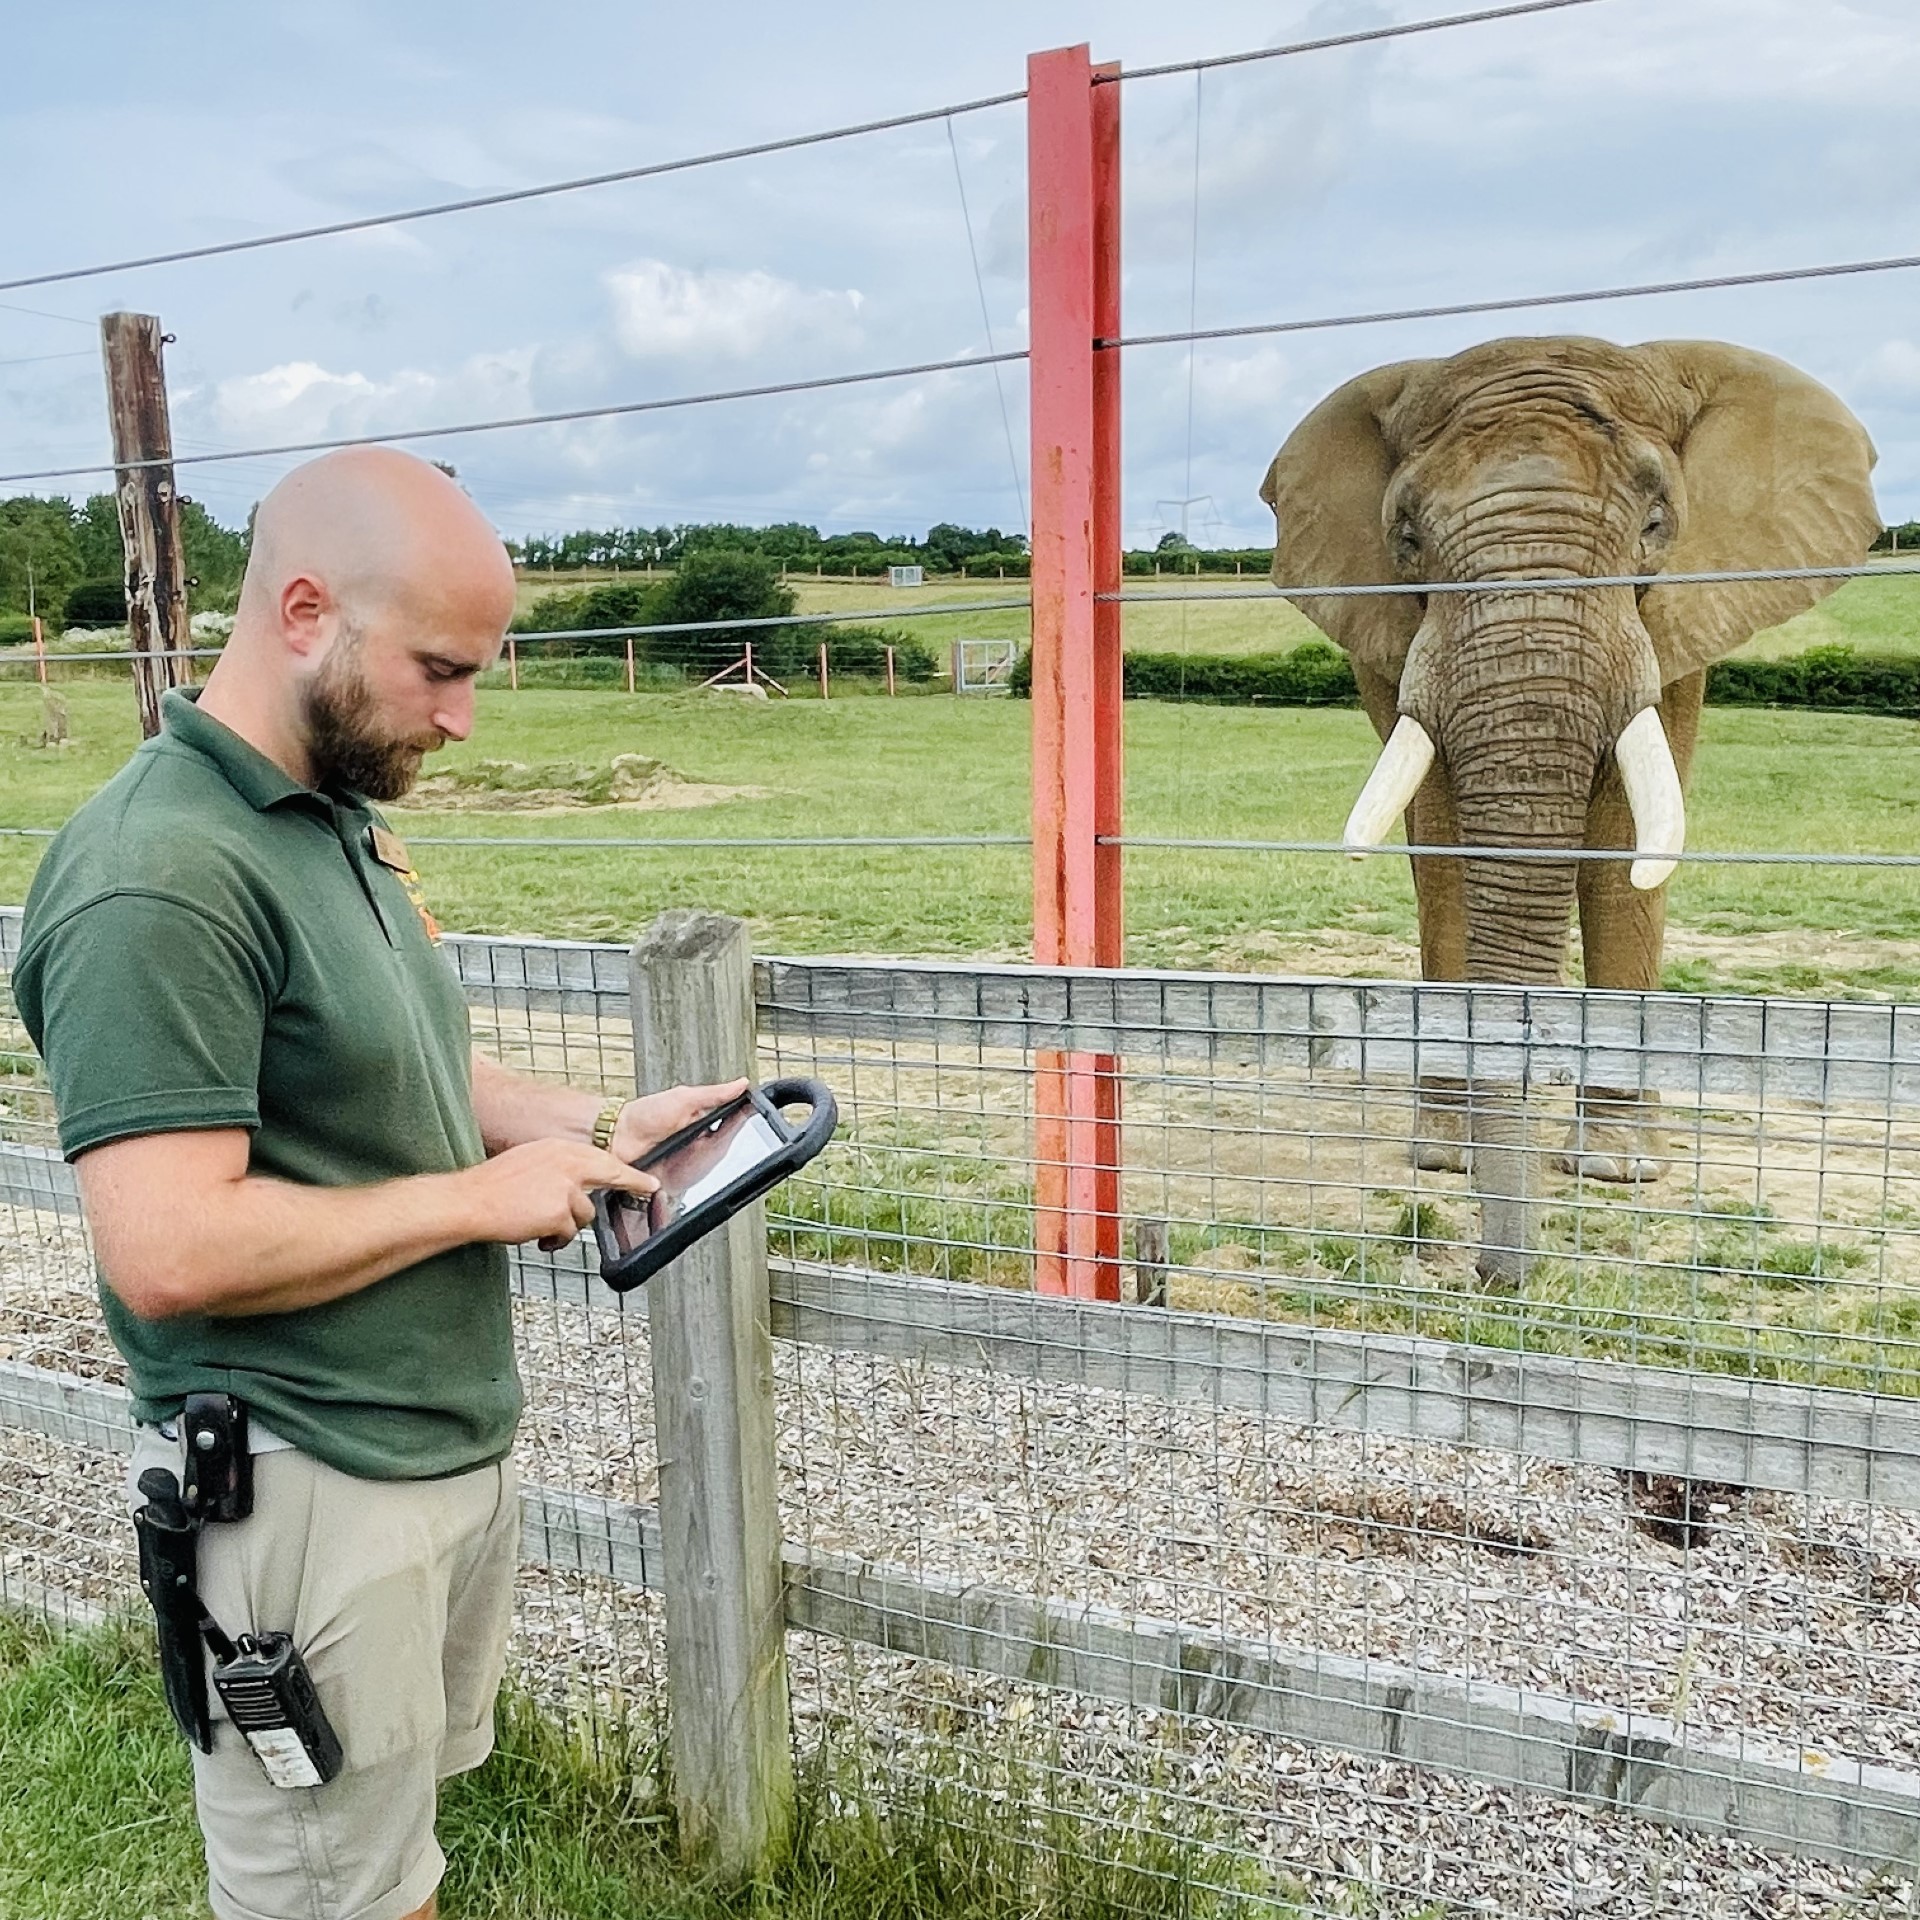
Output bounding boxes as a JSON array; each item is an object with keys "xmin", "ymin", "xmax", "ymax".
[{"xmin": 1260, "ymin": 336, "xmax": 1879, "ymax": 1285}]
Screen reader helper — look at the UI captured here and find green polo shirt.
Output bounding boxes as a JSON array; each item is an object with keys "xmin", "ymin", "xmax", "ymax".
[{"xmin": 13, "ymin": 689, "xmax": 517, "ymax": 1481}]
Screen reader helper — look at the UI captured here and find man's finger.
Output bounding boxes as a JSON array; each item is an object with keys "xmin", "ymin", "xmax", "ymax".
[
  {"xmin": 596, "ymin": 1154, "xmax": 658, "ymax": 1195},
  {"xmin": 683, "ymin": 1078, "xmax": 749, "ymax": 1114}
]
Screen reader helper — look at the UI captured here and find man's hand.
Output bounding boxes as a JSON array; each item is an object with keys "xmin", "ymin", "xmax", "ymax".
[
  {"xmin": 608, "ymin": 1079, "xmax": 751, "ymax": 1165},
  {"xmin": 458, "ymin": 1140, "xmax": 658, "ymax": 1252}
]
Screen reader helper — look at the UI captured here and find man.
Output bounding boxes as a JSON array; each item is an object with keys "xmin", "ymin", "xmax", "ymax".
[{"xmin": 13, "ymin": 448, "xmax": 741, "ymax": 1920}]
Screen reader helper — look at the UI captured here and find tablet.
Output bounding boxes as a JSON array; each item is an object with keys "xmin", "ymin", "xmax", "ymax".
[{"xmin": 589, "ymin": 1077, "xmax": 837, "ymax": 1291}]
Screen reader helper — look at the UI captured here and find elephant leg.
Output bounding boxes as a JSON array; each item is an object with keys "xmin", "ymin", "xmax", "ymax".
[
  {"xmin": 1562, "ymin": 672, "xmax": 1706, "ymax": 1182},
  {"xmin": 1355, "ymin": 663, "xmax": 1472, "ymax": 1172},
  {"xmin": 1471, "ymin": 1085, "xmax": 1541, "ymax": 1291}
]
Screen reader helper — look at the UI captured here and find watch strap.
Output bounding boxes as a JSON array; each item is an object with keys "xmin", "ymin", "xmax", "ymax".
[{"xmin": 590, "ymin": 1098, "xmax": 625, "ymax": 1151}]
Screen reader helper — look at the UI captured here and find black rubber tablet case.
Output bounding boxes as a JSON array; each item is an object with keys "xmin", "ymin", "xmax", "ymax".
[{"xmin": 589, "ymin": 1077, "xmax": 838, "ymax": 1292}]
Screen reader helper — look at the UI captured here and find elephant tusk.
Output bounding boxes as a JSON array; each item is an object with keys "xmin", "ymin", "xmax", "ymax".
[
  {"xmin": 1614, "ymin": 706, "xmax": 1685, "ymax": 891},
  {"xmin": 1344, "ymin": 716, "xmax": 1436, "ymax": 857}
]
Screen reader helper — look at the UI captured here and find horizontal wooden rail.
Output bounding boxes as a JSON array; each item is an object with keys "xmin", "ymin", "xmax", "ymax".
[
  {"xmin": 6, "ymin": 1143, "xmax": 1917, "ymax": 1509},
  {"xmin": 766, "ymin": 1259, "xmax": 1920, "ymax": 1511},
  {"xmin": 3, "ymin": 1353, "xmax": 1911, "ymax": 1875},
  {"xmin": 757, "ymin": 957, "xmax": 1920, "ymax": 1110},
  {"xmin": 12, "ymin": 916, "xmax": 1920, "ymax": 1112}
]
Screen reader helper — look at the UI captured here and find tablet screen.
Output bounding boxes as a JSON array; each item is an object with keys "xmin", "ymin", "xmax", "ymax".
[{"xmin": 604, "ymin": 1098, "xmax": 788, "ymax": 1254}]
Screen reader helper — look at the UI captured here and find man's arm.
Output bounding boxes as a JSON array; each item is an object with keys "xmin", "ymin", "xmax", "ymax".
[
  {"xmin": 470, "ymin": 1052, "xmax": 747, "ymax": 1166},
  {"xmin": 78, "ymin": 1127, "xmax": 654, "ymax": 1322}
]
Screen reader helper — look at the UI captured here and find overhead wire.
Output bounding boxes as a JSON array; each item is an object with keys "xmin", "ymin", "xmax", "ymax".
[
  {"xmin": 0, "ymin": 349, "xmax": 1031, "ymax": 485},
  {"xmin": 1105, "ymin": 250, "xmax": 1920, "ymax": 351},
  {"xmin": 0, "ymin": 823, "xmax": 1910, "ymax": 866},
  {"xmin": 1112, "ymin": 0, "xmax": 1604, "ymax": 82},
  {"xmin": 0, "ymin": 0, "xmax": 1604, "ymax": 300},
  {"xmin": 946, "ymin": 116, "xmax": 1028, "ymax": 537},
  {"xmin": 1107, "ymin": 562, "xmax": 1920, "ymax": 600}
]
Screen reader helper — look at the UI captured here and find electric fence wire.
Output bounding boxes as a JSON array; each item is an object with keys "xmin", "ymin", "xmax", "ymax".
[
  {"xmin": 14, "ymin": 240, "xmax": 1920, "ymax": 490},
  {"xmin": 1107, "ymin": 561, "xmax": 1920, "ymax": 599},
  {"xmin": 0, "ymin": 0, "xmax": 1601, "ymax": 301},
  {"xmin": 0, "ymin": 350, "xmax": 1031, "ymax": 485},
  {"xmin": 1105, "ymin": 250, "xmax": 1920, "ymax": 351},
  {"xmin": 1, "ymin": 825, "xmax": 1914, "ymax": 864},
  {"xmin": 946, "ymin": 117, "xmax": 1028, "ymax": 539}
]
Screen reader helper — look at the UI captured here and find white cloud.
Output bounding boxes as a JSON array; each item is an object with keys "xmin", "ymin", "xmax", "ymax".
[{"xmin": 605, "ymin": 259, "xmax": 865, "ymax": 363}]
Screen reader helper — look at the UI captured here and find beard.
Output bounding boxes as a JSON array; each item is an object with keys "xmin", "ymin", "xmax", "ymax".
[{"xmin": 303, "ymin": 626, "xmax": 441, "ymax": 802}]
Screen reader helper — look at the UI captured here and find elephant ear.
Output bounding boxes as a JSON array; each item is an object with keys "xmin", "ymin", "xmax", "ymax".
[
  {"xmin": 1261, "ymin": 360, "xmax": 1432, "ymax": 685},
  {"xmin": 1633, "ymin": 341, "xmax": 1880, "ymax": 683}
]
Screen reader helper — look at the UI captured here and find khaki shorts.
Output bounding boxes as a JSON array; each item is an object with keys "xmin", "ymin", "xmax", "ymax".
[{"xmin": 128, "ymin": 1425, "xmax": 519, "ymax": 1920}]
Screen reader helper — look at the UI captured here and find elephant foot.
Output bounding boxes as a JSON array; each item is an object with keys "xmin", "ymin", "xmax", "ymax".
[
  {"xmin": 1554, "ymin": 1088, "xmax": 1667, "ymax": 1184},
  {"xmin": 1410, "ymin": 1077, "xmax": 1470, "ymax": 1175}
]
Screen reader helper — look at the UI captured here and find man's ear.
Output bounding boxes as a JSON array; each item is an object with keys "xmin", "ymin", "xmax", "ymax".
[{"xmin": 277, "ymin": 574, "xmax": 332, "ymax": 659}]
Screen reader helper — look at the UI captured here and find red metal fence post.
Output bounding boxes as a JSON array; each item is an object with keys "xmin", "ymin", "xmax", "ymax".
[{"xmin": 1029, "ymin": 43, "xmax": 1123, "ymax": 1301}]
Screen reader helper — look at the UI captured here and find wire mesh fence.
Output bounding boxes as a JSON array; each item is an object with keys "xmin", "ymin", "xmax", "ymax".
[{"xmin": 6, "ymin": 908, "xmax": 1920, "ymax": 1914}]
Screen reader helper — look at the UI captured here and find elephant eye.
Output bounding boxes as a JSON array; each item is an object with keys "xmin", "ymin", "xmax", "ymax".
[
  {"xmin": 1642, "ymin": 502, "xmax": 1670, "ymax": 540},
  {"xmin": 1392, "ymin": 517, "xmax": 1421, "ymax": 559}
]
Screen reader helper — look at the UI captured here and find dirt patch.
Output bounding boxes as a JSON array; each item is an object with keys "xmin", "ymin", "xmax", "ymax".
[{"xmin": 396, "ymin": 754, "xmax": 764, "ymax": 814}]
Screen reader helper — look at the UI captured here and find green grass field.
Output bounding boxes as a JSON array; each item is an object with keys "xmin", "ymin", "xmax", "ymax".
[
  {"xmin": 0, "ymin": 1611, "xmax": 1254, "ymax": 1920},
  {"xmin": 3, "ymin": 678, "xmax": 1916, "ymax": 995}
]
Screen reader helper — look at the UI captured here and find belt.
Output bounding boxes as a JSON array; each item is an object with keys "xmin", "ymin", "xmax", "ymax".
[{"xmin": 151, "ymin": 1417, "xmax": 296, "ymax": 1456}]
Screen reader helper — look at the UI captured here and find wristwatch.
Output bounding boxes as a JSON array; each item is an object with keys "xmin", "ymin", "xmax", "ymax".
[{"xmin": 590, "ymin": 1098, "xmax": 625, "ymax": 1152}]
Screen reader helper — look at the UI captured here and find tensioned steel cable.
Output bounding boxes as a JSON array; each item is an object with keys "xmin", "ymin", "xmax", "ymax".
[
  {"xmin": 1112, "ymin": 0, "xmax": 1602, "ymax": 82},
  {"xmin": 0, "ymin": 349, "xmax": 1031, "ymax": 485},
  {"xmin": 12, "ymin": 590, "xmax": 1037, "ymax": 662},
  {"xmin": 0, "ymin": 0, "xmax": 1601, "ymax": 299},
  {"xmin": 0, "ymin": 823, "xmax": 1913, "ymax": 864},
  {"xmin": 1105, "ymin": 562, "xmax": 1920, "ymax": 600},
  {"xmin": 1109, "ymin": 841, "xmax": 1920, "ymax": 867},
  {"xmin": 1105, "ymin": 250, "xmax": 1920, "ymax": 351}
]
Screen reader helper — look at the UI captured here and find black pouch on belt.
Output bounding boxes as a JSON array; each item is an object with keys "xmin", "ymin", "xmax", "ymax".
[{"xmin": 133, "ymin": 1466, "xmax": 213, "ymax": 1752}]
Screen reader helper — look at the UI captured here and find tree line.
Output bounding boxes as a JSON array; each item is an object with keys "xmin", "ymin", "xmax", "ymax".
[{"xmin": 0, "ymin": 493, "xmax": 249, "ymax": 633}]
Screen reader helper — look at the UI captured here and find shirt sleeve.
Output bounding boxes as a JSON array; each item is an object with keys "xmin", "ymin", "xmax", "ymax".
[{"xmin": 23, "ymin": 891, "xmax": 273, "ymax": 1160}]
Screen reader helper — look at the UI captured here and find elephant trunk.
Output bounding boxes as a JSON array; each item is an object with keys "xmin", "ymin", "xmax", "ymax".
[{"xmin": 1399, "ymin": 585, "xmax": 1662, "ymax": 1286}]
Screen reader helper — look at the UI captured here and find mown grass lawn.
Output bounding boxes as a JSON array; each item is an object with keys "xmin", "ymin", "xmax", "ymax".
[{"xmin": 2, "ymin": 682, "xmax": 1915, "ymax": 994}]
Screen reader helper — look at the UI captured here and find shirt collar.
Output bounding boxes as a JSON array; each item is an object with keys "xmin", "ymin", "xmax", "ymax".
[{"xmin": 159, "ymin": 688, "xmax": 365, "ymax": 817}]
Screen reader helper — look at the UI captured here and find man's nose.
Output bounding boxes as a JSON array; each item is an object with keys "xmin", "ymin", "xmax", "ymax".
[{"xmin": 432, "ymin": 684, "xmax": 476, "ymax": 742}]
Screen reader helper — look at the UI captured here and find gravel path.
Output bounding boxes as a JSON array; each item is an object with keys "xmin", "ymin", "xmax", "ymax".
[{"xmin": 8, "ymin": 1208, "xmax": 1920, "ymax": 1915}]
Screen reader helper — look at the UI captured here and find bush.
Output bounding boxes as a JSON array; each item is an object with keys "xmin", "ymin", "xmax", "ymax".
[
  {"xmin": 808, "ymin": 626, "xmax": 938, "ymax": 681},
  {"xmin": 515, "ymin": 580, "xmax": 661, "ymax": 647},
  {"xmin": 1010, "ymin": 639, "xmax": 1357, "ymax": 705},
  {"xmin": 648, "ymin": 550, "xmax": 795, "ymax": 671},
  {"xmin": 1012, "ymin": 639, "xmax": 1920, "ymax": 718},
  {"xmin": 62, "ymin": 578, "xmax": 126, "ymax": 628},
  {"xmin": 1706, "ymin": 645, "xmax": 1920, "ymax": 717},
  {"xmin": 0, "ymin": 613, "xmax": 37, "ymax": 645}
]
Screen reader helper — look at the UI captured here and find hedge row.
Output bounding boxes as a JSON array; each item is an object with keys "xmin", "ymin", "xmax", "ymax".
[{"xmin": 1010, "ymin": 641, "xmax": 1920, "ymax": 717}]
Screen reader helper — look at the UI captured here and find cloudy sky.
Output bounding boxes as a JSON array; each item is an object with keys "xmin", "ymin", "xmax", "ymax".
[{"xmin": 3, "ymin": 0, "xmax": 1916, "ymax": 548}]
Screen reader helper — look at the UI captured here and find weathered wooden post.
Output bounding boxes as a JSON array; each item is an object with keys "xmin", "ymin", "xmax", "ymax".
[
  {"xmin": 100, "ymin": 312, "xmax": 189, "ymax": 739},
  {"xmin": 630, "ymin": 910, "xmax": 793, "ymax": 1876}
]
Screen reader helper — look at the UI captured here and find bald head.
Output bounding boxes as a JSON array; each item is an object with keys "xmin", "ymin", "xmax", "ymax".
[
  {"xmin": 205, "ymin": 448, "xmax": 518, "ymax": 795},
  {"xmin": 240, "ymin": 447, "xmax": 515, "ymax": 637}
]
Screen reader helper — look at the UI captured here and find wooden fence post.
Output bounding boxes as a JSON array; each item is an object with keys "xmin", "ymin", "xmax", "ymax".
[
  {"xmin": 626, "ymin": 634, "xmax": 636, "ymax": 694},
  {"xmin": 100, "ymin": 312, "xmax": 189, "ymax": 739},
  {"xmin": 507, "ymin": 634, "xmax": 519, "ymax": 690},
  {"xmin": 630, "ymin": 910, "xmax": 793, "ymax": 1876}
]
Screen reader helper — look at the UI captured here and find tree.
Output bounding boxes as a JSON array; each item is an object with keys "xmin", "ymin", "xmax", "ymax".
[{"xmin": 646, "ymin": 550, "xmax": 794, "ymax": 672}]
